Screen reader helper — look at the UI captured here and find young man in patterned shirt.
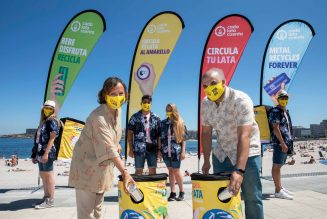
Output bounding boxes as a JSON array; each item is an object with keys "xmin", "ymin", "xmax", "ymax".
[
  {"xmin": 269, "ymin": 90, "xmax": 294, "ymax": 200},
  {"xmin": 127, "ymin": 95, "xmax": 161, "ymax": 175}
]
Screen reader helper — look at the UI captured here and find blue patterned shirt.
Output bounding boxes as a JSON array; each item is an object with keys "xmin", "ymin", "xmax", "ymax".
[
  {"xmin": 34, "ymin": 119, "xmax": 59, "ymax": 160},
  {"xmin": 160, "ymin": 118, "xmax": 187, "ymax": 161},
  {"xmin": 269, "ymin": 106, "xmax": 293, "ymax": 147},
  {"xmin": 127, "ymin": 111, "xmax": 161, "ymax": 155}
]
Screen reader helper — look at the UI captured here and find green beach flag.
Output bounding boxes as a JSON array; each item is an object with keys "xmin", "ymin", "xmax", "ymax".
[{"xmin": 44, "ymin": 10, "xmax": 106, "ymax": 112}]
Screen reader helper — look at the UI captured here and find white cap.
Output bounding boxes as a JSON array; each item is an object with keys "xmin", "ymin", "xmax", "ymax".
[
  {"xmin": 43, "ymin": 100, "xmax": 56, "ymax": 108},
  {"xmin": 277, "ymin": 90, "xmax": 289, "ymax": 98}
]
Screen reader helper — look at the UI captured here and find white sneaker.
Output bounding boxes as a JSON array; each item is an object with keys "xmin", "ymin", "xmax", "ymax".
[
  {"xmin": 282, "ymin": 187, "xmax": 294, "ymax": 196},
  {"xmin": 275, "ymin": 189, "xmax": 293, "ymax": 200},
  {"xmin": 35, "ymin": 198, "xmax": 54, "ymax": 209}
]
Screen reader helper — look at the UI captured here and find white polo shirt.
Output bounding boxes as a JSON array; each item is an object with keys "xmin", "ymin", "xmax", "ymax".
[{"xmin": 201, "ymin": 87, "xmax": 261, "ymax": 165}]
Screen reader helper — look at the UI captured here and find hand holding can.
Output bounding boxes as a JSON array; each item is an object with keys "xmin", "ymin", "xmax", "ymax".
[{"xmin": 128, "ymin": 183, "xmax": 143, "ymax": 202}]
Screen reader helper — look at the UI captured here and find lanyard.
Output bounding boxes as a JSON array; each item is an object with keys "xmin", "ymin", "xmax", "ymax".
[
  {"xmin": 143, "ymin": 116, "xmax": 152, "ymax": 143},
  {"xmin": 35, "ymin": 124, "xmax": 43, "ymax": 144},
  {"xmin": 283, "ymin": 111, "xmax": 292, "ymax": 139},
  {"xmin": 168, "ymin": 125, "xmax": 171, "ymax": 157}
]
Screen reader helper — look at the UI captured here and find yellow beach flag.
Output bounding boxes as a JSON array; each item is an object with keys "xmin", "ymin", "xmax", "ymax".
[
  {"xmin": 254, "ymin": 105, "xmax": 271, "ymax": 143},
  {"xmin": 57, "ymin": 118, "xmax": 84, "ymax": 161},
  {"xmin": 125, "ymin": 12, "xmax": 184, "ymax": 157}
]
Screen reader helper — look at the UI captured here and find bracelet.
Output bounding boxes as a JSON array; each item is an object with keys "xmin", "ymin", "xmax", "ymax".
[{"xmin": 233, "ymin": 168, "xmax": 245, "ymax": 175}]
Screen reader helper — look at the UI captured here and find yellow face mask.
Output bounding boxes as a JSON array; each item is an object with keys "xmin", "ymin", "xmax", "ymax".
[
  {"xmin": 278, "ymin": 99, "xmax": 288, "ymax": 107},
  {"xmin": 204, "ymin": 81, "xmax": 225, "ymax": 102},
  {"xmin": 105, "ymin": 95, "xmax": 125, "ymax": 110},
  {"xmin": 43, "ymin": 108, "xmax": 54, "ymax": 117},
  {"xmin": 166, "ymin": 112, "xmax": 172, "ymax": 118},
  {"xmin": 141, "ymin": 103, "xmax": 151, "ymax": 112}
]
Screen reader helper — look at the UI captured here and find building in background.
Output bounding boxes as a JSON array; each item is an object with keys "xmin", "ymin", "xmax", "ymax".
[
  {"xmin": 310, "ymin": 119, "xmax": 327, "ymax": 138},
  {"xmin": 293, "ymin": 126, "xmax": 311, "ymax": 139},
  {"xmin": 26, "ymin": 129, "xmax": 37, "ymax": 135}
]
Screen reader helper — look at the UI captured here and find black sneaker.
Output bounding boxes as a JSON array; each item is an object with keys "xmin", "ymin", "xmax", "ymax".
[
  {"xmin": 168, "ymin": 192, "xmax": 176, "ymax": 201},
  {"xmin": 176, "ymin": 192, "xmax": 185, "ymax": 201}
]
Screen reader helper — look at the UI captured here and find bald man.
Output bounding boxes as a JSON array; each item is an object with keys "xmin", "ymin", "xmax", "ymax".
[{"xmin": 201, "ymin": 68, "xmax": 263, "ymax": 219}]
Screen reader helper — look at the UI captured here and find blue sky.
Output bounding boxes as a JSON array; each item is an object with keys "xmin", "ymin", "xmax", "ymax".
[{"xmin": 1, "ymin": 0, "xmax": 326, "ymax": 134}]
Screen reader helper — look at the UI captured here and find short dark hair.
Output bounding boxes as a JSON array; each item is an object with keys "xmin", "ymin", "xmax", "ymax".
[
  {"xmin": 98, "ymin": 77, "xmax": 127, "ymax": 104},
  {"xmin": 141, "ymin": 95, "xmax": 152, "ymax": 103}
]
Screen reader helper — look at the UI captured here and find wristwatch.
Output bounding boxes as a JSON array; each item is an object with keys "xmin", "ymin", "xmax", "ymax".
[{"xmin": 233, "ymin": 168, "xmax": 245, "ymax": 175}]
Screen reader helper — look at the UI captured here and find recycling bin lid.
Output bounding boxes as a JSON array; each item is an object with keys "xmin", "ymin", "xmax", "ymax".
[
  {"xmin": 118, "ymin": 173, "xmax": 169, "ymax": 182},
  {"xmin": 190, "ymin": 172, "xmax": 231, "ymax": 181}
]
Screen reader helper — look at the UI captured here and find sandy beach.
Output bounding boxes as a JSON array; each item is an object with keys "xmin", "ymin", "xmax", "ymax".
[{"xmin": 1, "ymin": 140, "xmax": 327, "ymax": 190}]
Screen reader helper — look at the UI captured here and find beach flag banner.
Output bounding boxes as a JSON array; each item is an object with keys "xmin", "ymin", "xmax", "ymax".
[
  {"xmin": 254, "ymin": 105, "xmax": 271, "ymax": 143},
  {"xmin": 198, "ymin": 15, "xmax": 254, "ymax": 158},
  {"xmin": 44, "ymin": 10, "xmax": 106, "ymax": 113},
  {"xmin": 125, "ymin": 11, "xmax": 184, "ymax": 158},
  {"xmin": 191, "ymin": 173, "xmax": 242, "ymax": 219},
  {"xmin": 260, "ymin": 20, "xmax": 315, "ymax": 106},
  {"xmin": 56, "ymin": 118, "xmax": 85, "ymax": 161},
  {"xmin": 118, "ymin": 174, "xmax": 168, "ymax": 219}
]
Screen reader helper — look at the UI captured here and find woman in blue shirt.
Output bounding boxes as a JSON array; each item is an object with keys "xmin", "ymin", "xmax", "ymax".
[
  {"xmin": 31, "ymin": 100, "xmax": 60, "ymax": 209},
  {"xmin": 159, "ymin": 103, "xmax": 186, "ymax": 201}
]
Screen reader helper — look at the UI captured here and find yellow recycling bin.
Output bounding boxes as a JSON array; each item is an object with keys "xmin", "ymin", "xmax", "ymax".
[
  {"xmin": 191, "ymin": 173, "xmax": 243, "ymax": 219},
  {"xmin": 118, "ymin": 173, "xmax": 168, "ymax": 219}
]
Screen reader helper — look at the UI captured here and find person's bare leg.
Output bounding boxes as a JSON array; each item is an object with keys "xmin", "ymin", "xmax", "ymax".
[
  {"xmin": 39, "ymin": 171, "xmax": 49, "ymax": 198},
  {"xmin": 173, "ymin": 168, "xmax": 183, "ymax": 192},
  {"xmin": 45, "ymin": 171, "xmax": 55, "ymax": 199},
  {"xmin": 272, "ymin": 164, "xmax": 282, "ymax": 193},
  {"xmin": 135, "ymin": 168, "xmax": 143, "ymax": 175},
  {"xmin": 149, "ymin": 167, "xmax": 156, "ymax": 175},
  {"xmin": 168, "ymin": 167, "xmax": 176, "ymax": 193}
]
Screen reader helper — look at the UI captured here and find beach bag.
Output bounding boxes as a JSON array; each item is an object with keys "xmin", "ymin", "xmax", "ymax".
[{"xmin": 52, "ymin": 118, "xmax": 64, "ymax": 160}]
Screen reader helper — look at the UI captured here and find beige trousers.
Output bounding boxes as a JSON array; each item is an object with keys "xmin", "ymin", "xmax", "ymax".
[{"xmin": 75, "ymin": 189, "xmax": 105, "ymax": 219}]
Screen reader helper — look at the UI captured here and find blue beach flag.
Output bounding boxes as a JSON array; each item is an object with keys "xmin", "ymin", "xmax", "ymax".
[{"xmin": 260, "ymin": 20, "xmax": 315, "ymax": 105}]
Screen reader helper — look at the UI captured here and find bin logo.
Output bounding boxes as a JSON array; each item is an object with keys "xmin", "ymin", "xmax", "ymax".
[
  {"xmin": 121, "ymin": 210, "xmax": 144, "ymax": 219},
  {"xmin": 203, "ymin": 209, "xmax": 234, "ymax": 219}
]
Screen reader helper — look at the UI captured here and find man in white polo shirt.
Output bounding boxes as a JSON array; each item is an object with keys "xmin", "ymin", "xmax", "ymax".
[{"xmin": 201, "ymin": 68, "xmax": 263, "ymax": 219}]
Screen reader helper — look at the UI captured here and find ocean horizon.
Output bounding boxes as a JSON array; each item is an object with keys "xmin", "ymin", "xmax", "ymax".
[{"xmin": 0, "ymin": 138, "xmax": 199, "ymax": 159}]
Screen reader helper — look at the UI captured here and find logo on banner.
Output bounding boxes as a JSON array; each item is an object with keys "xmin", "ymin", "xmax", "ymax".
[
  {"xmin": 136, "ymin": 65, "xmax": 151, "ymax": 80},
  {"xmin": 147, "ymin": 24, "xmax": 156, "ymax": 34},
  {"xmin": 215, "ymin": 26, "xmax": 226, "ymax": 36},
  {"xmin": 276, "ymin": 30, "xmax": 287, "ymax": 40},
  {"xmin": 71, "ymin": 21, "xmax": 81, "ymax": 32},
  {"xmin": 147, "ymin": 23, "xmax": 170, "ymax": 34}
]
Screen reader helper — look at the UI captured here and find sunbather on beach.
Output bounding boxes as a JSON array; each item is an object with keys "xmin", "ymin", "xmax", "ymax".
[{"xmin": 286, "ymin": 157, "xmax": 295, "ymax": 165}]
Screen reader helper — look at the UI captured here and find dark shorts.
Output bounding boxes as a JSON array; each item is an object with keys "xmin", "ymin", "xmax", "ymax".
[
  {"xmin": 38, "ymin": 159, "xmax": 54, "ymax": 171},
  {"xmin": 134, "ymin": 151, "xmax": 157, "ymax": 169},
  {"xmin": 163, "ymin": 157, "xmax": 181, "ymax": 169},
  {"xmin": 273, "ymin": 144, "xmax": 288, "ymax": 165}
]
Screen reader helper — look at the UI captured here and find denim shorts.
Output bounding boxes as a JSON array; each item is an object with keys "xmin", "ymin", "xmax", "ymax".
[
  {"xmin": 163, "ymin": 157, "xmax": 181, "ymax": 169},
  {"xmin": 134, "ymin": 151, "xmax": 157, "ymax": 169},
  {"xmin": 38, "ymin": 159, "xmax": 54, "ymax": 171},
  {"xmin": 212, "ymin": 155, "xmax": 264, "ymax": 219},
  {"xmin": 273, "ymin": 144, "xmax": 288, "ymax": 165}
]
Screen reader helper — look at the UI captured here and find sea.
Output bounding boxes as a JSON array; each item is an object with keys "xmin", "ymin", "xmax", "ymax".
[{"xmin": 0, "ymin": 138, "xmax": 199, "ymax": 159}]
